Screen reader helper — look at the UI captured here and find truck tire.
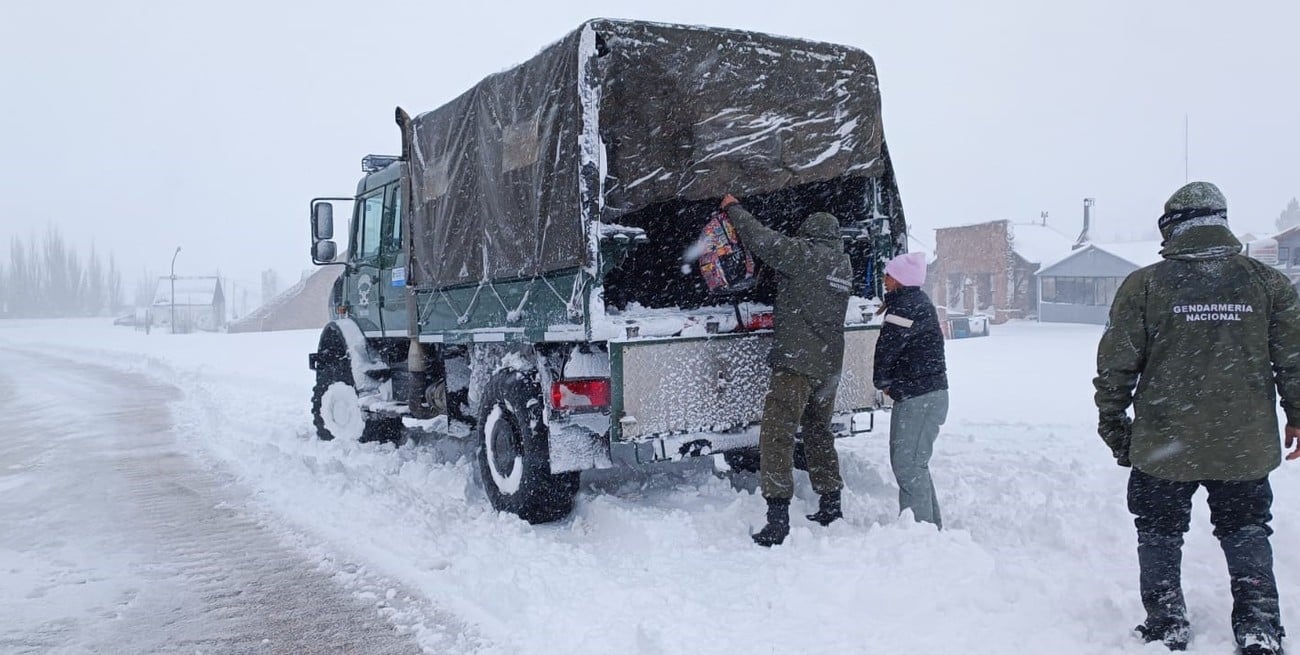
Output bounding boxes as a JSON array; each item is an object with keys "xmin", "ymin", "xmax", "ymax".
[
  {"xmin": 311, "ymin": 344, "xmax": 403, "ymax": 444},
  {"xmin": 475, "ymin": 369, "xmax": 579, "ymax": 524}
]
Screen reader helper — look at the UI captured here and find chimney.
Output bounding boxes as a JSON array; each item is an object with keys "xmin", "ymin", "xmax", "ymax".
[{"xmin": 1074, "ymin": 198, "xmax": 1094, "ymax": 249}]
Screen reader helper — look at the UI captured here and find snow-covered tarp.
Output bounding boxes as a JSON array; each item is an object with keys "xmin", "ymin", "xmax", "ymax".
[{"xmin": 407, "ymin": 18, "xmax": 891, "ymax": 290}]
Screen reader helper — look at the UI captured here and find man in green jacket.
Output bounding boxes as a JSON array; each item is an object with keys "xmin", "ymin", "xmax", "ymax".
[
  {"xmin": 1094, "ymin": 181, "xmax": 1300, "ymax": 654},
  {"xmin": 721, "ymin": 194, "xmax": 853, "ymax": 547}
]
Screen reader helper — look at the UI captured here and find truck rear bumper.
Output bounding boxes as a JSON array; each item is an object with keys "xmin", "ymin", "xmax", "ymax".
[{"xmin": 608, "ymin": 326, "xmax": 880, "ymax": 442}]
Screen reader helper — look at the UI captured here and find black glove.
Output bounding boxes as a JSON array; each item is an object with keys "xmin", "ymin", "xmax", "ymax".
[{"xmin": 1098, "ymin": 413, "xmax": 1132, "ymax": 467}]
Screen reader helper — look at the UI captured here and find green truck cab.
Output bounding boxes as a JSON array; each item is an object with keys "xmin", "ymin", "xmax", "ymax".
[{"xmin": 307, "ymin": 19, "xmax": 907, "ymax": 523}]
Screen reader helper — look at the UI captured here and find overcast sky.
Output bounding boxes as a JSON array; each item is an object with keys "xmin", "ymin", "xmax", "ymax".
[{"xmin": 2, "ymin": 0, "xmax": 1297, "ymax": 297}]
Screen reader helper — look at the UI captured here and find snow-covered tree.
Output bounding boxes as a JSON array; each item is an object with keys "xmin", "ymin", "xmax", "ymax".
[{"xmin": 1276, "ymin": 198, "xmax": 1300, "ymax": 232}]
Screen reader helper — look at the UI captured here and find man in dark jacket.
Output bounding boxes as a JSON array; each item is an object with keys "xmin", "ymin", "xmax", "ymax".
[
  {"xmin": 873, "ymin": 251, "xmax": 949, "ymax": 528},
  {"xmin": 1094, "ymin": 181, "xmax": 1300, "ymax": 654},
  {"xmin": 720, "ymin": 194, "xmax": 853, "ymax": 547}
]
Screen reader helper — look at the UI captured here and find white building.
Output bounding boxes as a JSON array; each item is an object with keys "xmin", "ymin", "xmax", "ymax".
[{"xmin": 152, "ymin": 276, "xmax": 226, "ymax": 332}]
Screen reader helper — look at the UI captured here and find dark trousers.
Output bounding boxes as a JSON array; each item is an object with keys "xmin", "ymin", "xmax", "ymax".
[
  {"xmin": 758, "ymin": 368, "xmax": 844, "ymax": 499},
  {"xmin": 1127, "ymin": 468, "xmax": 1281, "ymax": 634}
]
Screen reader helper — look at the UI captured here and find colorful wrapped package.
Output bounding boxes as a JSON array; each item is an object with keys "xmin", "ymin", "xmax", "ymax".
[{"xmin": 696, "ymin": 211, "xmax": 756, "ymax": 294}]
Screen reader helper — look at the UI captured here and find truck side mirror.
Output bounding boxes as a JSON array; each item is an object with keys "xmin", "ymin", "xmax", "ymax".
[
  {"xmin": 314, "ymin": 240, "xmax": 337, "ymax": 263},
  {"xmin": 313, "ymin": 202, "xmax": 334, "ymax": 240}
]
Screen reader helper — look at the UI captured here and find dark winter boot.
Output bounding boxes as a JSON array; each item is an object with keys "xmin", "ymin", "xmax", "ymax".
[
  {"xmin": 1134, "ymin": 616, "xmax": 1190, "ymax": 651},
  {"xmin": 751, "ymin": 497, "xmax": 790, "ymax": 547},
  {"xmin": 1135, "ymin": 531, "xmax": 1190, "ymax": 651},
  {"xmin": 1222, "ymin": 525, "xmax": 1283, "ymax": 655},
  {"xmin": 1234, "ymin": 620, "xmax": 1284, "ymax": 655},
  {"xmin": 806, "ymin": 490, "xmax": 843, "ymax": 526}
]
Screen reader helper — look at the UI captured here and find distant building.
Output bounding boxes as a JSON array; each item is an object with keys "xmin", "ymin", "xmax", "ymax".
[
  {"xmin": 228, "ymin": 266, "xmax": 343, "ymax": 333},
  {"xmin": 152, "ymin": 276, "xmax": 226, "ymax": 332},
  {"xmin": 930, "ymin": 220, "xmax": 1074, "ymax": 323},
  {"xmin": 1256, "ymin": 226, "xmax": 1300, "ymax": 277},
  {"xmin": 1240, "ymin": 229, "xmax": 1300, "ymax": 297},
  {"xmin": 1035, "ymin": 241, "xmax": 1163, "ymax": 324}
]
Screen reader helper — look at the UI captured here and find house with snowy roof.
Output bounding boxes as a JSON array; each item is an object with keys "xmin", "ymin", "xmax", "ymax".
[
  {"xmin": 1243, "ymin": 225, "xmax": 1300, "ymax": 279},
  {"xmin": 929, "ymin": 220, "xmax": 1075, "ymax": 323},
  {"xmin": 152, "ymin": 276, "xmax": 226, "ymax": 332},
  {"xmin": 1034, "ymin": 241, "xmax": 1164, "ymax": 325}
]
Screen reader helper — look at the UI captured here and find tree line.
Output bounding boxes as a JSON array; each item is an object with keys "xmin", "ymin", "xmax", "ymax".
[{"xmin": 0, "ymin": 226, "xmax": 126, "ymax": 318}]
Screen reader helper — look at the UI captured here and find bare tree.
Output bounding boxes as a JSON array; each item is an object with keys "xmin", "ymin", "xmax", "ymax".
[
  {"xmin": 85, "ymin": 242, "xmax": 105, "ymax": 316},
  {"xmin": 1276, "ymin": 198, "xmax": 1300, "ymax": 233},
  {"xmin": 107, "ymin": 252, "xmax": 124, "ymax": 315},
  {"xmin": 0, "ymin": 227, "xmax": 126, "ymax": 319}
]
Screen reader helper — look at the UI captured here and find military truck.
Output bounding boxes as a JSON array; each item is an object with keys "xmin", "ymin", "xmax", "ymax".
[{"xmin": 306, "ymin": 19, "xmax": 907, "ymax": 523}]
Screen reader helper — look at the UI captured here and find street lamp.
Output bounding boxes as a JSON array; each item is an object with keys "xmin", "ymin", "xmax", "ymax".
[{"xmin": 170, "ymin": 246, "xmax": 182, "ymax": 334}]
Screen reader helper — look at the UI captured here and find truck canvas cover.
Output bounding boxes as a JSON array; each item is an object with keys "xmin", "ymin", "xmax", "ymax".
[{"xmin": 408, "ymin": 18, "xmax": 893, "ymax": 290}]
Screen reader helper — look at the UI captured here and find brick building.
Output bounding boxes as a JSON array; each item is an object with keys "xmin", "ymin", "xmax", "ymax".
[{"xmin": 930, "ymin": 220, "xmax": 1073, "ymax": 323}]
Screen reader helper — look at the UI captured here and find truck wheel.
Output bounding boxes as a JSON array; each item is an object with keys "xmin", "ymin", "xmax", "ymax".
[
  {"xmin": 475, "ymin": 370, "xmax": 579, "ymax": 524},
  {"xmin": 311, "ymin": 348, "xmax": 403, "ymax": 444}
]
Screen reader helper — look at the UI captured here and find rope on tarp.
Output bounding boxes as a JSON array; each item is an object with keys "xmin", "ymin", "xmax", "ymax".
[
  {"xmin": 437, "ymin": 283, "xmax": 486, "ymax": 326},
  {"xmin": 484, "ymin": 280, "xmax": 534, "ymax": 323},
  {"xmin": 539, "ymin": 274, "xmax": 584, "ymax": 319}
]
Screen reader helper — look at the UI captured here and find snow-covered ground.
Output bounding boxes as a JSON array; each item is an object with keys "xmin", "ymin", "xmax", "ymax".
[{"xmin": 1, "ymin": 318, "xmax": 1296, "ymax": 654}]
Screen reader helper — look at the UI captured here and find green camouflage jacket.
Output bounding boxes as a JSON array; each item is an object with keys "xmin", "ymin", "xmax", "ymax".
[
  {"xmin": 725, "ymin": 205, "xmax": 853, "ymax": 381},
  {"xmin": 1094, "ymin": 225, "xmax": 1300, "ymax": 481}
]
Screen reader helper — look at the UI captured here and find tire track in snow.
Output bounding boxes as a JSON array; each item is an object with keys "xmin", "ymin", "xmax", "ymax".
[{"xmin": 0, "ymin": 349, "xmax": 428, "ymax": 654}]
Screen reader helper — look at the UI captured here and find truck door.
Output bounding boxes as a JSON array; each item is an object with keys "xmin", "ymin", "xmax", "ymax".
[
  {"xmin": 378, "ymin": 180, "xmax": 408, "ymax": 335},
  {"xmin": 345, "ymin": 188, "xmax": 386, "ymax": 333}
]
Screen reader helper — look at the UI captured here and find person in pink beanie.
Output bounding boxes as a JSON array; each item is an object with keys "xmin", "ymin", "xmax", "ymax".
[
  {"xmin": 884, "ymin": 251, "xmax": 928, "ymax": 287},
  {"xmin": 874, "ymin": 251, "xmax": 949, "ymax": 527}
]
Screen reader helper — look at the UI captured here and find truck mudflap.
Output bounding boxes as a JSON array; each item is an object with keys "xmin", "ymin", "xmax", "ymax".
[
  {"xmin": 609, "ymin": 325, "xmax": 880, "ymax": 442},
  {"xmin": 547, "ymin": 417, "xmax": 614, "ymax": 474}
]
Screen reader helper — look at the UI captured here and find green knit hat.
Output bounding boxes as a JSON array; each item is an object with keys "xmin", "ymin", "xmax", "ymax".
[
  {"xmin": 1159, "ymin": 181, "xmax": 1228, "ymax": 239},
  {"xmin": 1164, "ymin": 181, "xmax": 1227, "ymax": 215}
]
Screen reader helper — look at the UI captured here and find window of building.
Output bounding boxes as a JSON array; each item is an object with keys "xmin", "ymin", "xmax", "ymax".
[
  {"xmin": 1040, "ymin": 277, "xmax": 1055, "ymax": 303},
  {"xmin": 947, "ymin": 273, "xmax": 965, "ymax": 309},
  {"xmin": 976, "ymin": 273, "xmax": 993, "ymax": 310},
  {"xmin": 1041, "ymin": 276, "xmax": 1125, "ymax": 305},
  {"xmin": 1095, "ymin": 277, "xmax": 1122, "ymax": 306}
]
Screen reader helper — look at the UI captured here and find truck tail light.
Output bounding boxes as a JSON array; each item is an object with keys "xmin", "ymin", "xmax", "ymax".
[{"xmin": 550, "ymin": 378, "xmax": 611, "ymax": 410}]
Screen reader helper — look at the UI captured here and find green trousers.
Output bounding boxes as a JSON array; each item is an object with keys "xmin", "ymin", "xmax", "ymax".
[{"xmin": 759, "ymin": 368, "xmax": 845, "ymax": 499}]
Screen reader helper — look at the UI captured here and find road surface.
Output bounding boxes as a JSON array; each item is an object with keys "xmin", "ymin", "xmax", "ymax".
[{"xmin": 0, "ymin": 348, "xmax": 425, "ymax": 654}]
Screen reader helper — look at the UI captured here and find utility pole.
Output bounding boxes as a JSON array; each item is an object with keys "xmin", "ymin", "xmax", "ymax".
[
  {"xmin": 1184, "ymin": 114, "xmax": 1189, "ymax": 183},
  {"xmin": 170, "ymin": 246, "xmax": 181, "ymax": 334}
]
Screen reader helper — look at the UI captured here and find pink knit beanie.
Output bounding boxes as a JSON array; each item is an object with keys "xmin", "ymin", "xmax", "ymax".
[{"xmin": 884, "ymin": 252, "xmax": 927, "ymax": 287}]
